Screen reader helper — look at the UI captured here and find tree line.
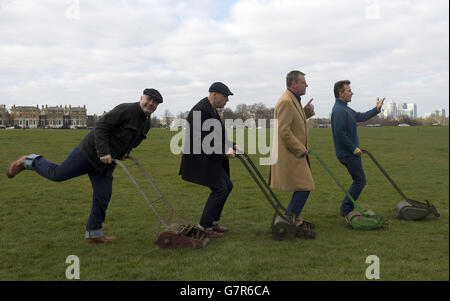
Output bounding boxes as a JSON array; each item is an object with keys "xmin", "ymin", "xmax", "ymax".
[
  {"xmin": 149, "ymin": 103, "xmax": 448, "ymax": 128},
  {"xmin": 151, "ymin": 102, "xmax": 275, "ymax": 128}
]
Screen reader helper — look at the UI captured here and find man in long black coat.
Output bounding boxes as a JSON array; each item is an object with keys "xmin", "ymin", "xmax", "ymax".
[{"xmin": 179, "ymin": 82, "xmax": 237, "ymax": 238}]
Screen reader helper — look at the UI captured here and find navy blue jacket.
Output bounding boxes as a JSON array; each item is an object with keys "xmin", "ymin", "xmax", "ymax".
[{"xmin": 331, "ymin": 98, "xmax": 379, "ymax": 158}]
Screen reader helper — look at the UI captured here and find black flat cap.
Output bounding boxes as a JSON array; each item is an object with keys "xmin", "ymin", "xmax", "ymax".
[
  {"xmin": 143, "ymin": 88, "xmax": 163, "ymax": 103},
  {"xmin": 208, "ymin": 82, "xmax": 233, "ymax": 96}
]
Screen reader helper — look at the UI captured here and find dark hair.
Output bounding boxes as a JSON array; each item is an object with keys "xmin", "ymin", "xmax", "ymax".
[
  {"xmin": 286, "ymin": 70, "xmax": 305, "ymax": 88},
  {"xmin": 334, "ymin": 80, "xmax": 351, "ymax": 98}
]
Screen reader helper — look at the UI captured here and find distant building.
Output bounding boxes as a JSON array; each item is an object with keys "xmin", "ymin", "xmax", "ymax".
[
  {"xmin": 381, "ymin": 100, "xmax": 418, "ymax": 119},
  {"xmin": 397, "ymin": 103, "xmax": 417, "ymax": 119},
  {"xmin": 86, "ymin": 115, "xmax": 99, "ymax": 128},
  {"xmin": 424, "ymin": 109, "xmax": 446, "ymax": 119},
  {"xmin": 69, "ymin": 105, "xmax": 87, "ymax": 127},
  {"xmin": 435, "ymin": 109, "xmax": 446, "ymax": 117},
  {"xmin": 0, "ymin": 104, "xmax": 9, "ymax": 127},
  {"xmin": 160, "ymin": 116, "xmax": 177, "ymax": 128},
  {"xmin": 407, "ymin": 103, "xmax": 418, "ymax": 119},
  {"xmin": 10, "ymin": 105, "xmax": 40, "ymax": 128},
  {"xmin": 7, "ymin": 104, "xmax": 87, "ymax": 128},
  {"xmin": 39, "ymin": 105, "xmax": 65, "ymax": 128},
  {"xmin": 382, "ymin": 100, "xmax": 397, "ymax": 119}
]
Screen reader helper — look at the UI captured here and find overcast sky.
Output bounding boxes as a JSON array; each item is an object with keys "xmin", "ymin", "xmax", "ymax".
[{"xmin": 0, "ymin": 0, "xmax": 448, "ymax": 118}]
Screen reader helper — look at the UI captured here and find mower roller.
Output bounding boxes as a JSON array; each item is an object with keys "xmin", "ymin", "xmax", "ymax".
[
  {"xmin": 309, "ymin": 151, "xmax": 388, "ymax": 230},
  {"xmin": 236, "ymin": 152, "xmax": 315, "ymax": 240},
  {"xmin": 361, "ymin": 149, "xmax": 440, "ymax": 221},
  {"xmin": 115, "ymin": 157, "xmax": 209, "ymax": 249}
]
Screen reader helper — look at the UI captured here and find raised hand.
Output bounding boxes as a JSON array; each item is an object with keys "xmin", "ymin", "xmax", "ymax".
[
  {"xmin": 304, "ymin": 98, "xmax": 314, "ymax": 112},
  {"xmin": 376, "ymin": 97, "xmax": 385, "ymax": 111}
]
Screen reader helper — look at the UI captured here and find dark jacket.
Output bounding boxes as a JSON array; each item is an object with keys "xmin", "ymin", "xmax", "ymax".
[
  {"xmin": 78, "ymin": 102, "xmax": 151, "ymax": 173},
  {"xmin": 331, "ymin": 98, "xmax": 379, "ymax": 158},
  {"xmin": 179, "ymin": 97, "xmax": 234, "ymax": 187}
]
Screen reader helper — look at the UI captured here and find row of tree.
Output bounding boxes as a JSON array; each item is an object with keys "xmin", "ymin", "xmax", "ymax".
[
  {"xmin": 151, "ymin": 103, "xmax": 275, "ymax": 128},
  {"xmin": 356, "ymin": 115, "xmax": 448, "ymax": 127},
  {"xmin": 149, "ymin": 103, "xmax": 448, "ymax": 128}
]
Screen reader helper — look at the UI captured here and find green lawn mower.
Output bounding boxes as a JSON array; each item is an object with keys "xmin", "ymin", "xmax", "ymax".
[{"xmin": 309, "ymin": 151, "xmax": 388, "ymax": 230}]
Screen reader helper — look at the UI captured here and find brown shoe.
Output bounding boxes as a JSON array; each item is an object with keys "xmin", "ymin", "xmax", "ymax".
[
  {"xmin": 6, "ymin": 155, "xmax": 26, "ymax": 179},
  {"xmin": 85, "ymin": 236, "xmax": 116, "ymax": 244},
  {"xmin": 212, "ymin": 225, "xmax": 229, "ymax": 233},
  {"xmin": 203, "ymin": 230, "xmax": 224, "ymax": 238}
]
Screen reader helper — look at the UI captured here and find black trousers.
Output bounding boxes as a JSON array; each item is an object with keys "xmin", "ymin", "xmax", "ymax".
[{"xmin": 199, "ymin": 167, "xmax": 233, "ymax": 229}]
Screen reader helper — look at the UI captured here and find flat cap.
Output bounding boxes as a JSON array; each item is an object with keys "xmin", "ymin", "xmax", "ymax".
[
  {"xmin": 208, "ymin": 82, "xmax": 233, "ymax": 96},
  {"xmin": 143, "ymin": 88, "xmax": 163, "ymax": 103}
]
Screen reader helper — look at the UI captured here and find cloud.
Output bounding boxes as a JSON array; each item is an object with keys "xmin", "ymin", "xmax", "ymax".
[{"xmin": 0, "ymin": 0, "xmax": 448, "ymax": 117}]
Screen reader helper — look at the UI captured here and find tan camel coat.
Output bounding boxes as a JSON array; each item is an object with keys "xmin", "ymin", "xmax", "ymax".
[{"xmin": 269, "ymin": 90, "xmax": 315, "ymax": 192}]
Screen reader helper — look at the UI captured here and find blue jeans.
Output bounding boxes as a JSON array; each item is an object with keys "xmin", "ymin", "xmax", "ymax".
[
  {"xmin": 338, "ymin": 155, "xmax": 366, "ymax": 215},
  {"xmin": 286, "ymin": 191, "xmax": 310, "ymax": 218},
  {"xmin": 199, "ymin": 167, "xmax": 233, "ymax": 229},
  {"xmin": 30, "ymin": 147, "xmax": 115, "ymax": 238}
]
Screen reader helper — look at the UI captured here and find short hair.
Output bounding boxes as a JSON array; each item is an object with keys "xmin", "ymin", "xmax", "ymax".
[
  {"xmin": 286, "ymin": 70, "xmax": 305, "ymax": 88},
  {"xmin": 334, "ymin": 80, "xmax": 351, "ymax": 98}
]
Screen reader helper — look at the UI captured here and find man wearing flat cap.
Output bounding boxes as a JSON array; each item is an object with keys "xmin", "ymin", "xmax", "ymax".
[
  {"xmin": 6, "ymin": 88, "xmax": 163, "ymax": 243},
  {"xmin": 179, "ymin": 82, "xmax": 238, "ymax": 238}
]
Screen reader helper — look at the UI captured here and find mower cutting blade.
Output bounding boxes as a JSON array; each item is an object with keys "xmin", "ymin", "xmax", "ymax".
[
  {"xmin": 362, "ymin": 150, "xmax": 440, "ymax": 221},
  {"xmin": 394, "ymin": 201, "xmax": 440, "ymax": 221},
  {"xmin": 155, "ymin": 224, "xmax": 209, "ymax": 249},
  {"xmin": 346, "ymin": 210, "xmax": 389, "ymax": 230},
  {"xmin": 116, "ymin": 157, "xmax": 209, "ymax": 249}
]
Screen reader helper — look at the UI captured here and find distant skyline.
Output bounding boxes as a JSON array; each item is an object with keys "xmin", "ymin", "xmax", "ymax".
[
  {"xmin": 2, "ymin": 101, "xmax": 447, "ymax": 120},
  {"xmin": 0, "ymin": 0, "xmax": 448, "ymax": 118}
]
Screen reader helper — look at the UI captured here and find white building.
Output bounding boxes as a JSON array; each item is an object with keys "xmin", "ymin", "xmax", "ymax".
[
  {"xmin": 382, "ymin": 100, "xmax": 397, "ymax": 119},
  {"xmin": 382, "ymin": 101, "xmax": 418, "ymax": 119},
  {"xmin": 424, "ymin": 109, "xmax": 446, "ymax": 119},
  {"xmin": 435, "ymin": 109, "xmax": 446, "ymax": 117},
  {"xmin": 407, "ymin": 103, "xmax": 418, "ymax": 119}
]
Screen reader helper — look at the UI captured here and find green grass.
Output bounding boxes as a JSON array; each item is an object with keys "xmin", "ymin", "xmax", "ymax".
[{"xmin": 0, "ymin": 127, "xmax": 448, "ymax": 280}]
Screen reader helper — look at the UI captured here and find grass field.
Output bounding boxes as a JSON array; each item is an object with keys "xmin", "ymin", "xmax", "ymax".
[{"xmin": 0, "ymin": 126, "xmax": 448, "ymax": 281}]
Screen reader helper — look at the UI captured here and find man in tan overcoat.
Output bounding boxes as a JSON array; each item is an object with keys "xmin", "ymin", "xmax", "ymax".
[{"xmin": 269, "ymin": 70, "xmax": 316, "ymax": 237}]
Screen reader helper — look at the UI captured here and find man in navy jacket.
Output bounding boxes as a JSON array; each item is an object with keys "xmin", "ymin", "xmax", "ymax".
[{"xmin": 331, "ymin": 80, "xmax": 385, "ymax": 218}]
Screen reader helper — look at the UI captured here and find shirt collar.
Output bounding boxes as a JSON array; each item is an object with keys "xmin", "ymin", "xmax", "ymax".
[
  {"xmin": 137, "ymin": 102, "xmax": 150, "ymax": 119},
  {"xmin": 336, "ymin": 98, "xmax": 348, "ymax": 106},
  {"xmin": 288, "ymin": 89, "xmax": 301, "ymax": 103}
]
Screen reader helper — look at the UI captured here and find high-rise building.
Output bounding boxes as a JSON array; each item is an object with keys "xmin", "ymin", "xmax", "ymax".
[
  {"xmin": 435, "ymin": 109, "xmax": 446, "ymax": 117},
  {"xmin": 424, "ymin": 109, "xmax": 446, "ymax": 119},
  {"xmin": 383, "ymin": 100, "xmax": 397, "ymax": 118},
  {"xmin": 407, "ymin": 103, "xmax": 417, "ymax": 119},
  {"xmin": 382, "ymin": 101, "xmax": 418, "ymax": 119}
]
